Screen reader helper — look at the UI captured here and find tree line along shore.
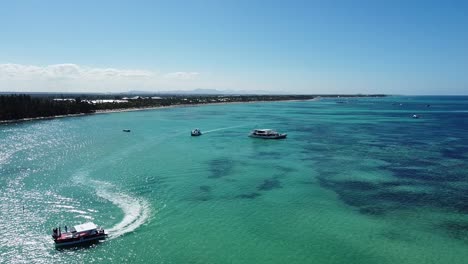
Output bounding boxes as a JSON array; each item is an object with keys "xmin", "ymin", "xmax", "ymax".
[{"xmin": 0, "ymin": 93, "xmax": 386, "ymax": 122}]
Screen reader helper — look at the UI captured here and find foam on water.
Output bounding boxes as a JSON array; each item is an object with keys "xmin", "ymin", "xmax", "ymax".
[{"xmin": 91, "ymin": 180, "xmax": 151, "ymax": 238}]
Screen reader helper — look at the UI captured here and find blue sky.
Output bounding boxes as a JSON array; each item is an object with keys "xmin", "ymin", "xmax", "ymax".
[{"xmin": 0, "ymin": 0, "xmax": 467, "ymax": 94}]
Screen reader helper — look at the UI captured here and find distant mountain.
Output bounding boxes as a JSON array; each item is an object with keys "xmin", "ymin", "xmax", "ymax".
[{"xmin": 128, "ymin": 89, "xmax": 282, "ymax": 95}]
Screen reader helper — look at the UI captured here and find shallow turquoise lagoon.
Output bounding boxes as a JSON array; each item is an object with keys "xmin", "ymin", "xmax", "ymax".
[{"xmin": 1, "ymin": 96, "xmax": 468, "ymax": 263}]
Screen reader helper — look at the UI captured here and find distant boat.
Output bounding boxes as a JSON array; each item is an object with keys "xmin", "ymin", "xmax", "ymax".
[
  {"xmin": 123, "ymin": 129, "xmax": 131, "ymax": 132},
  {"xmin": 412, "ymin": 114, "xmax": 420, "ymax": 119},
  {"xmin": 249, "ymin": 129, "xmax": 287, "ymax": 139},
  {"xmin": 52, "ymin": 222, "xmax": 107, "ymax": 248},
  {"xmin": 191, "ymin": 128, "xmax": 202, "ymax": 136}
]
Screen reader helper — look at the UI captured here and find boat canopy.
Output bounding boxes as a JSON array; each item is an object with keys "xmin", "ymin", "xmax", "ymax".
[
  {"xmin": 73, "ymin": 222, "xmax": 98, "ymax": 232},
  {"xmin": 254, "ymin": 129, "xmax": 273, "ymax": 132}
]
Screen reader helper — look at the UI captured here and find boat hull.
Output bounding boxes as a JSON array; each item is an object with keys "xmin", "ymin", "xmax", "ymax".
[
  {"xmin": 54, "ymin": 234, "xmax": 107, "ymax": 248},
  {"xmin": 191, "ymin": 129, "xmax": 202, "ymax": 136}
]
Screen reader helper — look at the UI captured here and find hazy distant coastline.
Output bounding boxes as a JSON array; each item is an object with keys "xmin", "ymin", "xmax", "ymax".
[{"xmin": 0, "ymin": 93, "xmax": 386, "ymax": 123}]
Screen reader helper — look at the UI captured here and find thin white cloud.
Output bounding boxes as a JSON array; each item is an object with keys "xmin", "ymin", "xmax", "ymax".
[
  {"xmin": 0, "ymin": 63, "xmax": 154, "ymax": 80},
  {"xmin": 0, "ymin": 63, "xmax": 202, "ymax": 92}
]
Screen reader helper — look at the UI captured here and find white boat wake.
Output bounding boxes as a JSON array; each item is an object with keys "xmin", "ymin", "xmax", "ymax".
[
  {"xmin": 202, "ymin": 124, "xmax": 247, "ymax": 134},
  {"xmin": 91, "ymin": 180, "xmax": 151, "ymax": 239},
  {"xmin": 73, "ymin": 172, "xmax": 151, "ymax": 239}
]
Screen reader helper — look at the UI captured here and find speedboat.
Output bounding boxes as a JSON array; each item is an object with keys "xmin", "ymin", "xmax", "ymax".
[
  {"xmin": 52, "ymin": 222, "xmax": 107, "ymax": 248},
  {"xmin": 249, "ymin": 129, "xmax": 287, "ymax": 139},
  {"xmin": 191, "ymin": 128, "xmax": 202, "ymax": 136},
  {"xmin": 412, "ymin": 114, "xmax": 420, "ymax": 119},
  {"xmin": 123, "ymin": 129, "xmax": 131, "ymax": 132}
]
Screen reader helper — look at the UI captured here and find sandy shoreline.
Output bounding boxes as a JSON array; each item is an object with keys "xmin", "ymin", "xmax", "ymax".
[{"xmin": 0, "ymin": 99, "xmax": 317, "ymax": 125}]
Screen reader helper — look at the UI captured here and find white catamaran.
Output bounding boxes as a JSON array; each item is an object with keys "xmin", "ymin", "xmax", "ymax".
[{"xmin": 249, "ymin": 129, "xmax": 287, "ymax": 139}]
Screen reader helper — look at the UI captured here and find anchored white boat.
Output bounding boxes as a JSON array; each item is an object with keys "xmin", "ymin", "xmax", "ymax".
[
  {"xmin": 52, "ymin": 222, "xmax": 107, "ymax": 248},
  {"xmin": 249, "ymin": 129, "xmax": 287, "ymax": 139}
]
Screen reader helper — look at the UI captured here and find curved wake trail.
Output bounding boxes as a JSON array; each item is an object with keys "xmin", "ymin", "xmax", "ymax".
[
  {"xmin": 202, "ymin": 124, "xmax": 248, "ymax": 134},
  {"xmin": 73, "ymin": 172, "xmax": 151, "ymax": 239},
  {"xmin": 91, "ymin": 180, "xmax": 151, "ymax": 239}
]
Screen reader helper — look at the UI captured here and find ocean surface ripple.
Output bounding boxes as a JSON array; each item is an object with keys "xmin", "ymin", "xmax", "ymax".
[{"xmin": 1, "ymin": 96, "xmax": 468, "ymax": 264}]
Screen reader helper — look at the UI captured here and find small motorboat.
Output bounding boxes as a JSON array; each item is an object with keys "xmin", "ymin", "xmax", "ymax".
[
  {"xmin": 191, "ymin": 128, "xmax": 202, "ymax": 136},
  {"xmin": 412, "ymin": 114, "xmax": 420, "ymax": 119},
  {"xmin": 249, "ymin": 129, "xmax": 287, "ymax": 139},
  {"xmin": 52, "ymin": 222, "xmax": 107, "ymax": 248},
  {"xmin": 123, "ymin": 129, "xmax": 131, "ymax": 132}
]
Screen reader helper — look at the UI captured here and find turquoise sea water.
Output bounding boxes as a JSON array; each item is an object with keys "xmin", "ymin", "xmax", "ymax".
[{"xmin": 1, "ymin": 96, "xmax": 468, "ymax": 264}]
